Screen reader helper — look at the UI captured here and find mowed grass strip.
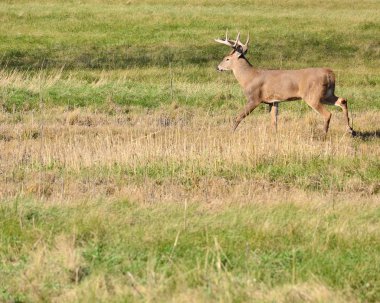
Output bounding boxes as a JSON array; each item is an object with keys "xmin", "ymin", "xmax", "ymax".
[
  {"xmin": 1, "ymin": 198, "xmax": 379, "ymax": 302},
  {"xmin": 0, "ymin": 68, "xmax": 379, "ymax": 113}
]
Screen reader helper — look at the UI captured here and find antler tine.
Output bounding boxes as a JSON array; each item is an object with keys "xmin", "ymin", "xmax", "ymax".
[
  {"xmin": 215, "ymin": 29, "xmax": 235, "ymax": 47},
  {"xmin": 215, "ymin": 38, "xmax": 234, "ymax": 47},
  {"xmin": 245, "ymin": 32, "xmax": 250, "ymax": 46},
  {"xmin": 234, "ymin": 32, "xmax": 241, "ymax": 47}
]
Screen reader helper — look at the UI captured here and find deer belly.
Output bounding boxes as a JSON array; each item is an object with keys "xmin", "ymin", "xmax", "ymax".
[{"xmin": 264, "ymin": 97, "xmax": 300, "ymax": 103}]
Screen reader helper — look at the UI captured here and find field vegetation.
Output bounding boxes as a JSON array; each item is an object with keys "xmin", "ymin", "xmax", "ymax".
[{"xmin": 0, "ymin": 0, "xmax": 379, "ymax": 302}]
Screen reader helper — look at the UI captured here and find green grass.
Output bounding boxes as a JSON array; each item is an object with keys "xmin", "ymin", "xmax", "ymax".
[
  {"xmin": 25, "ymin": 155, "xmax": 378, "ymax": 193},
  {"xmin": 0, "ymin": 0, "xmax": 379, "ymax": 112},
  {"xmin": 1, "ymin": 1, "xmax": 379, "ymax": 69},
  {"xmin": 1, "ymin": 198, "xmax": 379, "ymax": 302}
]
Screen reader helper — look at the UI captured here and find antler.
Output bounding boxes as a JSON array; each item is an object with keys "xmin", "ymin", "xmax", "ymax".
[
  {"xmin": 214, "ymin": 30, "xmax": 235, "ymax": 48},
  {"xmin": 215, "ymin": 31, "xmax": 250, "ymax": 54}
]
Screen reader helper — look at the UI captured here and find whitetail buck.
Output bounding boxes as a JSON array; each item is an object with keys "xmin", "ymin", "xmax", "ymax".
[{"xmin": 215, "ymin": 31, "xmax": 355, "ymax": 136}]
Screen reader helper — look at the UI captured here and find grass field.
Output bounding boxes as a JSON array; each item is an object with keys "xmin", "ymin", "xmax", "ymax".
[{"xmin": 0, "ymin": 0, "xmax": 379, "ymax": 302}]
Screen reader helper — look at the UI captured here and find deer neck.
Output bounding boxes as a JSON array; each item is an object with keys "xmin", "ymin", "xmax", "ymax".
[{"xmin": 232, "ymin": 57, "xmax": 255, "ymax": 89}]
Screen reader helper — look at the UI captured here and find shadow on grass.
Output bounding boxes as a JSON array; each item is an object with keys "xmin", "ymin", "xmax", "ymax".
[
  {"xmin": 353, "ymin": 129, "xmax": 380, "ymax": 140},
  {"xmin": 0, "ymin": 45, "xmax": 223, "ymax": 70}
]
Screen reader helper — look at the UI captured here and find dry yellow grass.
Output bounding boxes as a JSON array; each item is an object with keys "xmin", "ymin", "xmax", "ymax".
[{"xmin": 1, "ymin": 105, "xmax": 379, "ymax": 204}]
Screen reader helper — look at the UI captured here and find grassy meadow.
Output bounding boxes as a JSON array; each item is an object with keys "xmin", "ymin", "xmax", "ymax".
[{"xmin": 0, "ymin": 0, "xmax": 379, "ymax": 302}]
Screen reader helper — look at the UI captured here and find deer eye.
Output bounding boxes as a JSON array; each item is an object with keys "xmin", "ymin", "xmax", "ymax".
[{"xmin": 226, "ymin": 58, "xmax": 230, "ymax": 61}]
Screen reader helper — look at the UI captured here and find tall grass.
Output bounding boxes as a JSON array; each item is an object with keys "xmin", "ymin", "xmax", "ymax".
[{"xmin": 1, "ymin": 107, "xmax": 379, "ymax": 200}]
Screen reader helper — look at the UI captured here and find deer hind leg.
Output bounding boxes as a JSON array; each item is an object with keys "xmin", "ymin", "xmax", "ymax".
[
  {"xmin": 233, "ymin": 100, "xmax": 260, "ymax": 131},
  {"xmin": 335, "ymin": 97, "xmax": 355, "ymax": 135},
  {"xmin": 323, "ymin": 96, "xmax": 355, "ymax": 135}
]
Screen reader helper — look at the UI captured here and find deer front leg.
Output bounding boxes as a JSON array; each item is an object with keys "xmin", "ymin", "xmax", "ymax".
[
  {"xmin": 270, "ymin": 102, "xmax": 279, "ymax": 132},
  {"xmin": 233, "ymin": 99, "xmax": 260, "ymax": 131}
]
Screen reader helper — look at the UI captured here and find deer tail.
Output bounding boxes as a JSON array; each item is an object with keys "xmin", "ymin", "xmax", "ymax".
[{"xmin": 327, "ymin": 70, "xmax": 336, "ymax": 91}]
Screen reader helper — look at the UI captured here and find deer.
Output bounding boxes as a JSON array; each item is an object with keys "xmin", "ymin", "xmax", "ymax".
[{"xmin": 215, "ymin": 31, "xmax": 355, "ymax": 136}]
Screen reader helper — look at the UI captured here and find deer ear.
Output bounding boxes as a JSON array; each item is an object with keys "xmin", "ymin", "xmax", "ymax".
[
  {"xmin": 236, "ymin": 45, "xmax": 244, "ymax": 54},
  {"xmin": 234, "ymin": 49, "xmax": 245, "ymax": 58},
  {"xmin": 233, "ymin": 45, "xmax": 248, "ymax": 58}
]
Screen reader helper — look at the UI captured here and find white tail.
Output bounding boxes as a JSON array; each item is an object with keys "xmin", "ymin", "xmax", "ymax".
[{"xmin": 215, "ymin": 31, "xmax": 355, "ymax": 136}]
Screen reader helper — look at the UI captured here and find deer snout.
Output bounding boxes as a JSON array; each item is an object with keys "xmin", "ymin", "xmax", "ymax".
[{"xmin": 216, "ymin": 65, "xmax": 224, "ymax": 72}]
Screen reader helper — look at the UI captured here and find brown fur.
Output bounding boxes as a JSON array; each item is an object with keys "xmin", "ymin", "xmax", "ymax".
[{"xmin": 217, "ymin": 50, "xmax": 354, "ymax": 135}]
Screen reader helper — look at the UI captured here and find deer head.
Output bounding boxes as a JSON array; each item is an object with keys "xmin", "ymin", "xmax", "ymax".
[{"xmin": 215, "ymin": 31, "xmax": 250, "ymax": 72}]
